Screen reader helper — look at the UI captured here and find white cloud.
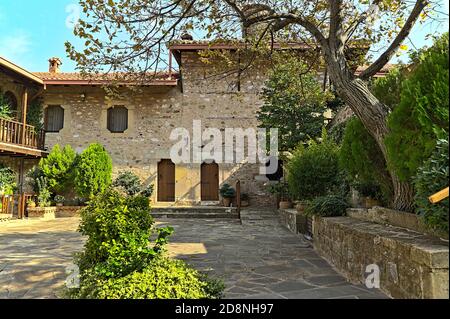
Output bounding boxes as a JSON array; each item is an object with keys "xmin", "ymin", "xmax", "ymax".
[{"xmin": 0, "ymin": 31, "xmax": 32, "ymax": 63}]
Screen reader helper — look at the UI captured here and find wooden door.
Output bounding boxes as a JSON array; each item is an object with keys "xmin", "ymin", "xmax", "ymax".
[
  {"xmin": 201, "ymin": 162, "xmax": 219, "ymax": 201},
  {"xmin": 158, "ymin": 159, "xmax": 175, "ymax": 202}
]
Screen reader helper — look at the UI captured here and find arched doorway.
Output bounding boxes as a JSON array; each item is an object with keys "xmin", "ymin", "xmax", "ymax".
[
  {"xmin": 201, "ymin": 162, "xmax": 219, "ymax": 201},
  {"xmin": 157, "ymin": 159, "xmax": 175, "ymax": 202}
]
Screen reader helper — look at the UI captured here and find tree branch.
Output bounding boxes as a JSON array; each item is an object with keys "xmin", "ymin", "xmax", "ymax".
[{"xmin": 359, "ymin": 0, "xmax": 429, "ymax": 79}]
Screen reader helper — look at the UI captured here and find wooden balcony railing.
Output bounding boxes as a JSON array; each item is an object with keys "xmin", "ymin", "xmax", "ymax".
[{"xmin": 0, "ymin": 118, "xmax": 45, "ymax": 150}]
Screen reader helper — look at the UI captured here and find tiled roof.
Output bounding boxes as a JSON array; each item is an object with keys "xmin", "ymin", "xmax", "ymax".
[{"xmin": 33, "ymin": 71, "xmax": 179, "ymax": 86}]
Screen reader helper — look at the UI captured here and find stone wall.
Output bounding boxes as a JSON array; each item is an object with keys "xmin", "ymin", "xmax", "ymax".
[
  {"xmin": 42, "ymin": 51, "xmax": 276, "ymax": 207},
  {"xmin": 313, "ymin": 216, "xmax": 449, "ymax": 299}
]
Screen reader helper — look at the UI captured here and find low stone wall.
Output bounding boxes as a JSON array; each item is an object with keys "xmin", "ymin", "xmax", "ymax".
[
  {"xmin": 278, "ymin": 209, "xmax": 310, "ymax": 235},
  {"xmin": 55, "ymin": 206, "xmax": 83, "ymax": 218},
  {"xmin": 27, "ymin": 207, "xmax": 57, "ymax": 219},
  {"xmin": 347, "ymin": 207, "xmax": 447, "ymax": 239},
  {"xmin": 313, "ymin": 216, "xmax": 449, "ymax": 299},
  {"xmin": 27, "ymin": 206, "xmax": 83, "ymax": 219}
]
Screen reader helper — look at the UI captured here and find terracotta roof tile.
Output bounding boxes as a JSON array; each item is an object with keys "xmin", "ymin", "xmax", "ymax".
[{"xmin": 33, "ymin": 71, "xmax": 179, "ymax": 85}]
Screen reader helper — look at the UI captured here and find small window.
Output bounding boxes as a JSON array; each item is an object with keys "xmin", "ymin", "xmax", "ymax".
[
  {"xmin": 45, "ymin": 105, "xmax": 64, "ymax": 132},
  {"xmin": 107, "ymin": 106, "xmax": 128, "ymax": 133}
]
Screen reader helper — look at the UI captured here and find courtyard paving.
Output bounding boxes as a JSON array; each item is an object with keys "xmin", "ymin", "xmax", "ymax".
[{"xmin": 0, "ymin": 209, "xmax": 387, "ymax": 299}]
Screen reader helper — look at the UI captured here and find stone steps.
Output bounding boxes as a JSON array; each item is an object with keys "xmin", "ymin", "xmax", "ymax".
[{"xmin": 151, "ymin": 206, "xmax": 239, "ymax": 219}]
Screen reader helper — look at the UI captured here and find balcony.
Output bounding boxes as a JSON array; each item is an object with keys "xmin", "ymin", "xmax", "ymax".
[{"xmin": 0, "ymin": 118, "xmax": 47, "ymax": 157}]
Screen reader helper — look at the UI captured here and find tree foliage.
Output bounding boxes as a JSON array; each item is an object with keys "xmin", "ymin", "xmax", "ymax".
[
  {"xmin": 258, "ymin": 55, "xmax": 330, "ymax": 151},
  {"xmin": 65, "ymin": 0, "xmax": 444, "ymax": 211},
  {"xmin": 0, "ymin": 164, "xmax": 16, "ymax": 195},
  {"xmin": 414, "ymin": 138, "xmax": 449, "ymax": 234},
  {"xmin": 385, "ymin": 33, "xmax": 449, "ymax": 181},
  {"xmin": 39, "ymin": 144, "xmax": 77, "ymax": 194},
  {"xmin": 286, "ymin": 130, "xmax": 340, "ymax": 200},
  {"xmin": 339, "ymin": 117, "xmax": 393, "ymax": 204},
  {"xmin": 74, "ymin": 143, "xmax": 113, "ymax": 198}
]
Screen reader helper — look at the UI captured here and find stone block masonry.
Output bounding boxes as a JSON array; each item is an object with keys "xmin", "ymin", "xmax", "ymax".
[
  {"xmin": 42, "ymin": 50, "xmax": 276, "ymax": 207},
  {"xmin": 313, "ymin": 216, "xmax": 449, "ymax": 299}
]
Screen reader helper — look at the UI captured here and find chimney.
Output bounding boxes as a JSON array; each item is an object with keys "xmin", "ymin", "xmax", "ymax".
[
  {"xmin": 48, "ymin": 57, "xmax": 62, "ymax": 73},
  {"xmin": 180, "ymin": 31, "xmax": 193, "ymax": 41}
]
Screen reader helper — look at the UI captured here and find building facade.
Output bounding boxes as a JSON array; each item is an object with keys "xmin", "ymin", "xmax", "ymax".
[{"xmin": 1, "ymin": 42, "xmax": 281, "ymax": 209}]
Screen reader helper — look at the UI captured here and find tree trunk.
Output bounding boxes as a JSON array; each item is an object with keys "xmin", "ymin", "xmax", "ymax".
[{"xmin": 326, "ymin": 64, "xmax": 415, "ymax": 211}]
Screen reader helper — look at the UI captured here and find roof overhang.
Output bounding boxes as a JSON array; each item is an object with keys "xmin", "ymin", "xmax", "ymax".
[{"xmin": 0, "ymin": 57, "xmax": 44, "ymax": 87}]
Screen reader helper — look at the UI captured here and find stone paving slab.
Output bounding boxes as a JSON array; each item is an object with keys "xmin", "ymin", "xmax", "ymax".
[{"xmin": 0, "ymin": 210, "xmax": 388, "ymax": 299}]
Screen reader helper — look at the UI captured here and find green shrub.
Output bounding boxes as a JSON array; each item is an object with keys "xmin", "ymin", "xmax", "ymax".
[
  {"xmin": 36, "ymin": 176, "xmax": 51, "ymax": 207},
  {"xmin": 267, "ymin": 180, "xmax": 291, "ymax": 201},
  {"xmin": 69, "ymin": 188, "xmax": 223, "ymax": 299},
  {"xmin": 113, "ymin": 171, "xmax": 154, "ymax": 197},
  {"xmin": 73, "ymin": 257, "xmax": 223, "ymax": 299},
  {"xmin": 74, "ymin": 143, "xmax": 112, "ymax": 198},
  {"xmin": 414, "ymin": 138, "xmax": 449, "ymax": 234},
  {"xmin": 219, "ymin": 183, "xmax": 235, "ymax": 198},
  {"xmin": 385, "ymin": 33, "xmax": 449, "ymax": 181},
  {"xmin": 27, "ymin": 99, "xmax": 44, "ymax": 132},
  {"xmin": 286, "ymin": 131, "xmax": 340, "ymax": 200},
  {"xmin": 0, "ymin": 164, "xmax": 16, "ymax": 195},
  {"xmin": 39, "ymin": 144, "xmax": 77, "ymax": 194},
  {"xmin": 76, "ymin": 189, "xmax": 171, "ymax": 278},
  {"xmin": 339, "ymin": 118, "xmax": 393, "ymax": 204},
  {"xmin": 371, "ymin": 66, "xmax": 408, "ymax": 111},
  {"xmin": 0, "ymin": 92, "xmax": 13, "ymax": 120},
  {"xmin": 305, "ymin": 195, "xmax": 349, "ymax": 217}
]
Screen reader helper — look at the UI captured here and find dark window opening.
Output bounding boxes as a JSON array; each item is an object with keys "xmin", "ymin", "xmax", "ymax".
[
  {"xmin": 45, "ymin": 105, "xmax": 64, "ymax": 132},
  {"xmin": 107, "ymin": 106, "xmax": 128, "ymax": 133}
]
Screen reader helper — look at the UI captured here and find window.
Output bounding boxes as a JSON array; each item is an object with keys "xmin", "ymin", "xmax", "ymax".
[
  {"xmin": 45, "ymin": 105, "xmax": 64, "ymax": 132},
  {"xmin": 107, "ymin": 106, "xmax": 128, "ymax": 133}
]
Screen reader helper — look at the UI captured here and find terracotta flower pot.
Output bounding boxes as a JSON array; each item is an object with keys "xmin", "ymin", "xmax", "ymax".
[
  {"xmin": 364, "ymin": 197, "xmax": 381, "ymax": 208},
  {"xmin": 295, "ymin": 201, "xmax": 309, "ymax": 213},
  {"xmin": 279, "ymin": 200, "xmax": 293, "ymax": 209},
  {"xmin": 223, "ymin": 197, "xmax": 232, "ymax": 207},
  {"xmin": 56, "ymin": 203, "xmax": 63, "ymax": 207}
]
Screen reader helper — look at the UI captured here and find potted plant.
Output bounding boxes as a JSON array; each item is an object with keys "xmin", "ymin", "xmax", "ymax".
[
  {"xmin": 26, "ymin": 198, "xmax": 36, "ymax": 208},
  {"xmin": 354, "ymin": 180, "xmax": 382, "ymax": 208},
  {"xmin": 268, "ymin": 181, "xmax": 292, "ymax": 209},
  {"xmin": 54, "ymin": 195, "xmax": 65, "ymax": 207},
  {"xmin": 295, "ymin": 200, "xmax": 310, "ymax": 213},
  {"xmin": 240, "ymin": 193, "xmax": 250, "ymax": 207},
  {"xmin": 219, "ymin": 183, "xmax": 236, "ymax": 207}
]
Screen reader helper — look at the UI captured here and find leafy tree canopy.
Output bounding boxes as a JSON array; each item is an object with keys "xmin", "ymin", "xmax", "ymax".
[
  {"xmin": 385, "ymin": 33, "xmax": 449, "ymax": 181},
  {"xmin": 258, "ymin": 54, "xmax": 331, "ymax": 151}
]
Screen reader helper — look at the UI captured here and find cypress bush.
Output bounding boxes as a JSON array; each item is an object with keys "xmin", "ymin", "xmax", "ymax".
[
  {"xmin": 74, "ymin": 143, "xmax": 112, "ymax": 198},
  {"xmin": 385, "ymin": 33, "xmax": 449, "ymax": 181}
]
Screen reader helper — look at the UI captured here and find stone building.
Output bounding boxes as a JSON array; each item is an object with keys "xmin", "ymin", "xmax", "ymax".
[{"xmin": 2, "ymin": 41, "xmax": 291, "ymax": 209}]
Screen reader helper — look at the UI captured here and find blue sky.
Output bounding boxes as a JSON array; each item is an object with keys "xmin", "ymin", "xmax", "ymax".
[{"xmin": 0, "ymin": 0, "xmax": 448, "ymax": 72}]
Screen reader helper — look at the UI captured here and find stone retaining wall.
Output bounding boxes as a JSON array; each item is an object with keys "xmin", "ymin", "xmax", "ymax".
[
  {"xmin": 313, "ymin": 216, "xmax": 449, "ymax": 299},
  {"xmin": 347, "ymin": 207, "xmax": 448, "ymax": 239}
]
